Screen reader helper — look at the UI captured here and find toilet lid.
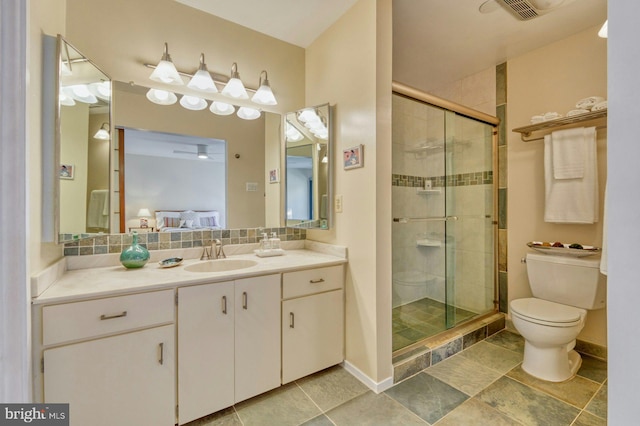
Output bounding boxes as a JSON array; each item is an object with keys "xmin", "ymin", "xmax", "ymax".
[{"xmin": 511, "ymin": 298, "xmax": 583, "ymax": 324}]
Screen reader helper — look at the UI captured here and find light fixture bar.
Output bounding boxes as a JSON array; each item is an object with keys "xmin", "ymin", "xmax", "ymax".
[{"xmin": 144, "ymin": 63, "xmax": 258, "ymax": 94}]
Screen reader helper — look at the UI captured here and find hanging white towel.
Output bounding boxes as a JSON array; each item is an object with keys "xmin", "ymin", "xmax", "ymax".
[
  {"xmin": 552, "ymin": 127, "xmax": 587, "ymax": 179},
  {"xmin": 87, "ymin": 189, "xmax": 109, "ymax": 229},
  {"xmin": 544, "ymin": 127, "xmax": 598, "ymax": 224}
]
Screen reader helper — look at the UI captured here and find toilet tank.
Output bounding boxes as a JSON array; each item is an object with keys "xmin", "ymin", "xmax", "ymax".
[{"xmin": 526, "ymin": 253, "xmax": 606, "ymax": 310}]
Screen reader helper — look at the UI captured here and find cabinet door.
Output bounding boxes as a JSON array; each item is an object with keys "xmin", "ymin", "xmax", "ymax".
[
  {"xmin": 282, "ymin": 290, "xmax": 344, "ymax": 384},
  {"xmin": 234, "ymin": 274, "xmax": 281, "ymax": 403},
  {"xmin": 178, "ymin": 281, "xmax": 234, "ymax": 424},
  {"xmin": 44, "ymin": 325, "xmax": 175, "ymax": 426}
]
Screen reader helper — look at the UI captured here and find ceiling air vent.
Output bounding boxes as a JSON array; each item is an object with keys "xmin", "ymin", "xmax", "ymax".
[{"xmin": 499, "ymin": 0, "xmax": 539, "ymax": 20}]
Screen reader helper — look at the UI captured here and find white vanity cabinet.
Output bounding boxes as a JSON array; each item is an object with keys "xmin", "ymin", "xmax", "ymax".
[
  {"xmin": 281, "ymin": 265, "xmax": 345, "ymax": 384},
  {"xmin": 177, "ymin": 274, "xmax": 281, "ymax": 424},
  {"xmin": 40, "ymin": 290, "xmax": 175, "ymax": 426}
]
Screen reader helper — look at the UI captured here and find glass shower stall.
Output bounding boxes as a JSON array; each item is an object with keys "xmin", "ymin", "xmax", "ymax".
[{"xmin": 392, "ymin": 88, "xmax": 498, "ymax": 352}]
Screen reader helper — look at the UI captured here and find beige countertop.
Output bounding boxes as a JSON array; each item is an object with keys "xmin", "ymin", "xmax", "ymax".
[{"xmin": 33, "ymin": 241, "xmax": 347, "ymax": 305}]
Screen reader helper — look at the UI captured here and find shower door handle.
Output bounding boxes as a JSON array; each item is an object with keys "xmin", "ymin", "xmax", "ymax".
[{"xmin": 393, "ymin": 216, "xmax": 457, "ymax": 223}]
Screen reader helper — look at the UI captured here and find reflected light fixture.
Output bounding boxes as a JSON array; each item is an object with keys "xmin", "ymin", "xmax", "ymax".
[
  {"xmin": 146, "ymin": 88, "xmax": 178, "ymax": 105},
  {"xmin": 149, "ymin": 43, "xmax": 184, "ymax": 85},
  {"xmin": 321, "ymin": 155, "xmax": 328, "ymax": 164},
  {"xmin": 59, "ymin": 89, "xmax": 75, "ymax": 106},
  {"xmin": 179, "ymin": 95, "xmax": 207, "ymax": 111},
  {"xmin": 65, "ymin": 85, "xmax": 98, "ymax": 104},
  {"xmin": 251, "ymin": 70, "xmax": 277, "ymax": 105},
  {"xmin": 93, "ymin": 122, "xmax": 110, "ymax": 140},
  {"xmin": 89, "ymin": 81, "xmax": 111, "ymax": 101},
  {"xmin": 237, "ymin": 106, "xmax": 261, "ymax": 120},
  {"xmin": 187, "ymin": 54, "xmax": 218, "ymax": 93},
  {"xmin": 598, "ymin": 20, "xmax": 608, "ymax": 38},
  {"xmin": 209, "ymin": 101, "xmax": 235, "ymax": 116},
  {"xmin": 221, "ymin": 63, "xmax": 249, "ymax": 99}
]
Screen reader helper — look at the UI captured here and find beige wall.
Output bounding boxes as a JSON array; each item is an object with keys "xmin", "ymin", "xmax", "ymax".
[
  {"xmin": 65, "ymin": 0, "xmax": 305, "ymax": 116},
  {"xmin": 429, "ymin": 66, "xmax": 497, "ymax": 116},
  {"xmin": 306, "ymin": 0, "xmax": 393, "ymax": 385},
  {"xmin": 29, "ymin": 0, "xmax": 66, "ymax": 274},
  {"xmin": 507, "ymin": 26, "xmax": 607, "ymax": 346}
]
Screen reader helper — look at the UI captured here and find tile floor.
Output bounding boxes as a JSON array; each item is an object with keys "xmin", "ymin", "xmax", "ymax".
[
  {"xmin": 186, "ymin": 330, "xmax": 607, "ymax": 426},
  {"xmin": 393, "ymin": 297, "xmax": 478, "ymax": 351}
]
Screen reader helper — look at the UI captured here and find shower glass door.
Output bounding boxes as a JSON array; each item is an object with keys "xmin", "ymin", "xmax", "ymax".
[{"xmin": 392, "ymin": 93, "xmax": 496, "ymax": 352}]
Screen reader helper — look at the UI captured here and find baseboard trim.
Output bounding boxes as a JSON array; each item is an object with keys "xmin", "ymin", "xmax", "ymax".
[{"xmin": 342, "ymin": 361, "xmax": 394, "ymax": 393}]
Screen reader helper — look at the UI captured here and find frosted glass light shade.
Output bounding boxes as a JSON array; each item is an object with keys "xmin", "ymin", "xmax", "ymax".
[
  {"xmin": 149, "ymin": 60, "xmax": 184, "ymax": 85},
  {"xmin": 222, "ymin": 77, "xmax": 249, "ymax": 99},
  {"xmin": 298, "ymin": 109, "xmax": 319, "ymax": 124},
  {"xmin": 598, "ymin": 20, "xmax": 608, "ymax": 38},
  {"xmin": 237, "ymin": 107, "xmax": 261, "ymax": 120},
  {"xmin": 137, "ymin": 208, "xmax": 151, "ymax": 218},
  {"xmin": 89, "ymin": 81, "xmax": 111, "ymax": 101},
  {"xmin": 251, "ymin": 83, "xmax": 277, "ymax": 105},
  {"xmin": 179, "ymin": 95, "xmax": 207, "ymax": 111},
  {"xmin": 59, "ymin": 89, "xmax": 75, "ymax": 106},
  {"xmin": 146, "ymin": 88, "xmax": 178, "ymax": 105},
  {"xmin": 66, "ymin": 85, "xmax": 98, "ymax": 104},
  {"xmin": 209, "ymin": 101, "xmax": 235, "ymax": 116},
  {"xmin": 188, "ymin": 69, "xmax": 218, "ymax": 93},
  {"xmin": 93, "ymin": 123, "xmax": 110, "ymax": 140}
]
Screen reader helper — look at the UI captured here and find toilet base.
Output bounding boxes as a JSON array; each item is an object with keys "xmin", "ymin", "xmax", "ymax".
[{"xmin": 521, "ymin": 343, "xmax": 582, "ymax": 382}]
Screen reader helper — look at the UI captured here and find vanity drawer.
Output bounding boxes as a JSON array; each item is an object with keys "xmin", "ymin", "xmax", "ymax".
[
  {"xmin": 283, "ymin": 265, "xmax": 344, "ymax": 299},
  {"xmin": 42, "ymin": 290, "xmax": 174, "ymax": 346}
]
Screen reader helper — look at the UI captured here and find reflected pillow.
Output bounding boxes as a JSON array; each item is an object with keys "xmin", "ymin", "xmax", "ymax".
[
  {"xmin": 199, "ymin": 216, "xmax": 218, "ymax": 227},
  {"xmin": 179, "ymin": 219, "xmax": 195, "ymax": 228},
  {"xmin": 180, "ymin": 210, "xmax": 201, "ymax": 227},
  {"xmin": 164, "ymin": 217, "xmax": 181, "ymax": 228}
]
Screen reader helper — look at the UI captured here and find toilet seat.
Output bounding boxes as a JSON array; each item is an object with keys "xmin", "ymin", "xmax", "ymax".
[{"xmin": 511, "ymin": 298, "xmax": 584, "ymax": 327}]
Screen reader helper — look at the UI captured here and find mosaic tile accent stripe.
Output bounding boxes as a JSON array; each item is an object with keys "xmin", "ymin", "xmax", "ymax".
[
  {"xmin": 496, "ymin": 61, "xmax": 508, "ymax": 314},
  {"xmin": 392, "ymin": 171, "xmax": 493, "ymax": 188},
  {"xmin": 63, "ymin": 227, "xmax": 306, "ymax": 256}
]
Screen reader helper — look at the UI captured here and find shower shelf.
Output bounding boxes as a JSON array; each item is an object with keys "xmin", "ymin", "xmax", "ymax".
[
  {"xmin": 404, "ymin": 143, "xmax": 444, "ymax": 159},
  {"xmin": 416, "ymin": 239, "xmax": 442, "ymax": 247},
  {"xmin": 416, "ymin": 188, "xmax": 441, "ymax": 195}
]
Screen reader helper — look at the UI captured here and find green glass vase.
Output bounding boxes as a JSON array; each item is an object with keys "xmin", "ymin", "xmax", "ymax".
[{"xmin": 120, "ymin": 231, "xmax": 150, "ymax": 269}]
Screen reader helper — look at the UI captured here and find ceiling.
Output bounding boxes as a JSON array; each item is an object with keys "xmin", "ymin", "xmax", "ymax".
[{"xmin": 176, "ymin": 0, "xmax": 607, "ymax": 91}]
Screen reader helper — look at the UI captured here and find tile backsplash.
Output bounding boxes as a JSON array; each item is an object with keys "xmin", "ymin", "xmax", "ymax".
[{"xmin": 63, "ymin": 227, "xmax": 306, "ymax": 256}]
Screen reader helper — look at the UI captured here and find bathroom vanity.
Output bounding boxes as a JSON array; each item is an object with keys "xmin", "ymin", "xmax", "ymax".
[{"xmin": 31, "ymin": 245, "xmax": 346, "ymax": 426}]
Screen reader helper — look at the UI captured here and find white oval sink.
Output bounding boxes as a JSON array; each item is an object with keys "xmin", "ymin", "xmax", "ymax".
[{"xmin": 184, "ymin": 259, "xmax": 258, "ymax": 273}]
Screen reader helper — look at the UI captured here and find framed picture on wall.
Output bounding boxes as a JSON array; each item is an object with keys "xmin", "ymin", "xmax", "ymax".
[
  {"xmin": 343, "ymin": 145, "xmax": 364, "ymax": 170},
  {"xmin": 269, "ymin": 168, "xmax": 280, "ymax": 183},
  {"xmin": 59, "ymin": 164, "xmax": 74, "ymax": 180}
]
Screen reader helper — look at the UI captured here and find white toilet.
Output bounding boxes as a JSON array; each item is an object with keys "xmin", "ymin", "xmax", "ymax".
[{"xmin": 510, "ymin": 252, "xmax": 606, "ymax": 382}]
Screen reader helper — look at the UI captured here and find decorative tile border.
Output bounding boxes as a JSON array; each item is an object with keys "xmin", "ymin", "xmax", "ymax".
[
  {"xmin": 392, "ymin": 171, "xmax": 493, "ymax": 188},
  {"xmin": 63, "ymin": 227, "xmax": 306, "ymax": 256}
]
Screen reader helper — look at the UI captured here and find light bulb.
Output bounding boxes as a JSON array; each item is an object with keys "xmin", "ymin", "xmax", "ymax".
[
  {"xmin": 179, "ymin": 95, "xmax": 207, "ymax": 111},
  {"xmin": 209, "ymin": 101, "xmax": 235, "ymax": 116},
  {"xmin": 146, "ymin": 88, "xmax": 177, "ymax": 105}
]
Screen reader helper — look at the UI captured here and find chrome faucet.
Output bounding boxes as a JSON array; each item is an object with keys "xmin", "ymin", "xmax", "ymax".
[
  {"xmin": 200, "ymin": 246, "xmax": 211, "ymax": 260},
  {"xmin": 212, "ymin": 239, "xmax": 226, "ymax": 259}
]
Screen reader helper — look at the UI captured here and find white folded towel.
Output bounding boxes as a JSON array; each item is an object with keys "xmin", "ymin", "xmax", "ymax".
[
  {"xmin": 592, "ymin": 100, "xmax": 608, "ymax": 111},
  {"xmin": 544, "ymin": 127, "xmax": 598, "ymax": 224},
  {"xmin": 552, "ymin": 127, "xmax": 587, "ymax": 179},
  {"xmin": 87, "ymin": 189, "xmax": 109, "ymax": 229},
  {"xmin": 576, "ymin": 96, "xmax": 605, "ymax": 110}
]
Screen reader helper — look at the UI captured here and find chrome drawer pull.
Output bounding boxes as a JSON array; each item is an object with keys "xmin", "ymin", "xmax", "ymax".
[
  {"xmin": 222, "ymin": 296, "xmax": 227, "ymax": 314},
  {"xmin": 242, "ymin": 292, "xmax": 248, "ymax": 310},
  {"xmin": 309, "ymin": 278, "xmax": 325, "ymax": 284},
  {"xmin": 290, "ymin": 312, "xmax": 295, "ymax": 328},
  {"xmin": 100, "ymin": 311, "xmax": 127, "ymax": 320},
  {"xmin": 158, "ymin": 342, "xmax": 164, "ymax": 365}
]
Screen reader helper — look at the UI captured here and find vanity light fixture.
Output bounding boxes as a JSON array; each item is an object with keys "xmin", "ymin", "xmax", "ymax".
[
  {"xmin": 59, "ymin": 89, "xmax": 76, "ymax": 106},
  {"xmin": 187, "ymin": 54, "xmax": 218, "ymax": 93},
  {"xmin": 93, "ymin": 122, "xmax": 110, "ymax": 140},
  {"xmin": 598, "ymin": 20, "xmax": 608, "ymax": 38},
  {"xmin": 149, "ymin": 43, "xmax": 184, "ymax": 85},
  {"xmin": 179, "ymin": 95, "xmax": 208, "ymax": 111},
  {"xmin": 209, "ymin": 101, "xmax": 235, "ymax": 116},
  {"xmin": 251, "ymin": 70, "xmax": 277, "ymax": 105},
  {"xmin": 221, "ymin": 62, "xmax": 249, "ymax": 100},
  {"xmin": 237, "ymin": 106, "xmax": 261, "ymax": 120},
  {"xmin": 321, "ymin": 155, "xmax": 328, "ymax": 164},
  {"xmin": 285, "ymin": 122, "xmax": 304, "ymax": 142},
  {"xmin": 65, "ymin": 85, "xmax": 98, "ymax": 104},
  {"xmin": 89, "ymin": 81, "xmax": 111, "ymax": 101},
  {"xmin": 146, "ymin": 88, "xmax": 178, "ymax": 105}
]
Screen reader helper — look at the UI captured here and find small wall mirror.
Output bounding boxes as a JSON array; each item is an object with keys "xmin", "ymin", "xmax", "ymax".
[
  {"xmin": 54, "ymin": 35, "xmax": 111, "ymax": 242},
  {"xmin": 284, "ymin": 103, "xmax": 332, "ymax": 229}
]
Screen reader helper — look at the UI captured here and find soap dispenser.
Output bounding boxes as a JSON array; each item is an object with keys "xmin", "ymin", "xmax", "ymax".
[
  {"xmin": 270, "ymin": 232, "xmax": 281, "ymax": 250},
  {"xmin": 260, "ymin": 232, "xmax": 271, "ymax": 251}
]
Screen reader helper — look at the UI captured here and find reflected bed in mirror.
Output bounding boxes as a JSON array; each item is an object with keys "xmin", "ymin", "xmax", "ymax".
[
  {"xmin": 285, "ymin": 103, "xmax": 333, "ymax": 230},
  {"xmin": 55, "ymin": 36, "xmax": 111, "ymax": 243}
]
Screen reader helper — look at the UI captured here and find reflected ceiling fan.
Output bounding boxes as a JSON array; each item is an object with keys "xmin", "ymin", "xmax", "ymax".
[{"xmin": 173, "ymin": 144, "xmax": 213, "ymax": 159}]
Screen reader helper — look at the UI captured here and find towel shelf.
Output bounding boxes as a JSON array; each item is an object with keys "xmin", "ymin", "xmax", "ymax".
[{"xmin": 513, "ymin": 110, "xmax": 607, "ymax": 142}]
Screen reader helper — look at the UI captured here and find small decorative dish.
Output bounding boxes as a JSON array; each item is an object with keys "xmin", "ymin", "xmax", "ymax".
[
  {"xmin": 254, "ymin": 249, "xmax": 285, "ymax": 258},
  {"xmin": 527, "ymin": 242, "xmax": 600, "ymax": 258},
  {"xmin": 159, "ymin": 257, "xmax": 183, "ymax": 268}
]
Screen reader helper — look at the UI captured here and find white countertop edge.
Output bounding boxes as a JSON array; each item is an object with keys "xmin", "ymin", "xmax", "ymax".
[
  {"xmin": 31, "ymin": 257, "xmax": 67, "ymax": 298},
  {"xmin": 32, "ymin": 243, "xmax": 347, "ymax": 305}
]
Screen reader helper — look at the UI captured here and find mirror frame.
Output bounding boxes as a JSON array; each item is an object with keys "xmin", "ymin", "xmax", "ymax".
[
  {"xmin": 284, "ymin": 103, "xmax": 333, "ymax": 230},
  {"xmin": 54, "ymin": 35, "xmax": 112, "ymax": 243}
]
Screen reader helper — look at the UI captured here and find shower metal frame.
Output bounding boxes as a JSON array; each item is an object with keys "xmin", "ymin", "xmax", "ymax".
[{"xmin": 391, "ymin": 81, "xmax": 501, "ymax": 347}]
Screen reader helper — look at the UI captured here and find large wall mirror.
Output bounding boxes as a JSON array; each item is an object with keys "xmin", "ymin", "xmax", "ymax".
[
  {"xmin": 285, "ymin": 104, "xmax": 333, "ymax": 229},
  {"xmin": 55, "ymin": 36, "xmax": 111, "ymax": 243}
]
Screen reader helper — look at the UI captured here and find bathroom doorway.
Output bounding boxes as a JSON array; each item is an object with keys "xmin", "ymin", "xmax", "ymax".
[{"xmin": 392, "ymin": 84, "xmax": 499, "ymax": 352}]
